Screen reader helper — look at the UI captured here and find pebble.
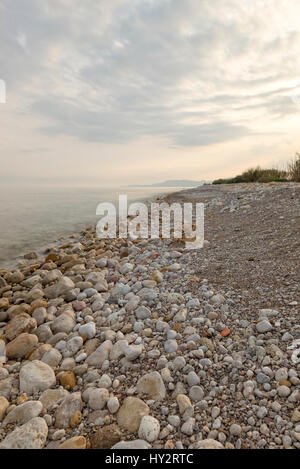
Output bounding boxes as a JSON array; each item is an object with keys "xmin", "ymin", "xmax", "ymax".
[
  {"xmin": 256, "ymin": 320, "xmax": 273, "ymax": 333},
  {"xmin": 107, "ymin": 397, "xmax": 120, "ymax": 414},
  {"xmin": 230, "ymin": 423, "xmax": 242, "ymax": 436},
  {"xmin": 117, "ymin": 397, "xmax": 150, "ymax": 432},
  {"xmin": 0, "ymin": 417, "xmax": 48, "ymax": 449},
  {"xmin": 136, "ymin": 371, "xmax": 166, "ymax": 401},
  {"xmin": 20, "ymin": 360, "xmax": 56, "ymax": 395},
  {"xmin": 88, "ymin": 388, "xmax": 109, "ymax": 410},
  {"xmin": 138, "ymin": 415, "xmax": 160, "ymax": 442},
  {"xmin": 181, "ymin": 417, "xmax": 195, "ymax": 435}
]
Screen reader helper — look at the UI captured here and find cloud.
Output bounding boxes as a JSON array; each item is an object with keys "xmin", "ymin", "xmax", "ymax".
[{"xmin": 1, "ymin": 0, "xmax": 300, "ymax": 150}]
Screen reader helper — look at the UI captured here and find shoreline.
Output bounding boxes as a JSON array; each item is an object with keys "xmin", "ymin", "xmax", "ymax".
[
  {"xmin": 0, "ymin": 182, "xmax": 299, "ymax": 449},
  {"xmin": 0, "ymin": 186, "xmax": 188, "ymax": 271}
]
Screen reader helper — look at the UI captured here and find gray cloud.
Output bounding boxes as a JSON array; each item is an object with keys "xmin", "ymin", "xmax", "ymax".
[{"xmin": 1, "ymin": 0, "xmax": 300, "ymax": 148}]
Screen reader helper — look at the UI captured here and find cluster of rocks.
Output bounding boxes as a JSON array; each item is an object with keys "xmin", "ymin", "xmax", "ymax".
[{"xmin": 0, "ymin": 183, "xmax": 299, "ymax": 449}]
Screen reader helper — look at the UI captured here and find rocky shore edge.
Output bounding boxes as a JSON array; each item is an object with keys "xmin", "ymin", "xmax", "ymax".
[{"xmin": 0, "ymin": 182, "xmax": 299, "ymax": 449}]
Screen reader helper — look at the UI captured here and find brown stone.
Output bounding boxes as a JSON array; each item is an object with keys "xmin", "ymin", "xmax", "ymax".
[
  {"xmin": 58, "ymin": 436, "xmax": 86, "ymax": 449},
  {"xmin": 45, "ymin": 253, "xmax": 60, "ymax": 263},
  {"xmin": 117, "ymin": 397, "xmax": 149, "ymax": 433},
  {"xmin": 165, "ymin": 440, "xmax": 175, "ymax": 449},
  {"xmin": 80, "ymin": 334, "xmax": 87, "ymax": 343},
  {"xmin": 28, "ymin": 344, "xmax": 52, "ymax": 361},
  {"xmin": 90, "ymin": 424, "xmax": 123, "ymax": 449},
  {"xmin": 6, "ymin": 271, "xmax": 24, "ymax": 284},
  {"xmin": 136, "ymin": 371, "xmax": 166, "ymax": 401},
  {"xmin": 6, "ymin": 333, "xmax": 38, "ymax": 359},
  {"xmin": 279, "ymin": 379, "xmax": 292, "ymax": 387},
  {"xmin": 7, "ymin": 304, "xmax": 31, "ymax": 320},
  {"xmin": 84, "ymin": 338, "xmax": 100, "ymax": 356},
  {"xmin": 0, "ymin": 298, "xmax": 9, "ymax": 309},
  {"xmin": 121, "ymin": 324, "xmax": 132, "ymax": 334},
  {"xmin": 17, "ymin": 393, "xmax": 28, "ymax": 405},
  {"xmin": 59, "ymin": 371, "xmax": 76, "ymax": 390},
  {"xmin": 5, "ymin": 313, "xmax": 37, "ymax": 341},
  {"xmin": 0, "ymin": 396, "xmax": 9, "ymax": 420},
  {"xmin": 30, "ymin": 299, "xmax": 48, "ymax": 313},
  {"xmin": 177, "ymin": 394, "xmax": 192, "ymax": 414},
  {"xmin": 70, "ymin": 410, "xmax": 82, "ymax": 428}
]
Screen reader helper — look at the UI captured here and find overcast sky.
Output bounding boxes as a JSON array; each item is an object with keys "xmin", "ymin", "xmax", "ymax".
[{"xmin": 1, "ymin": 0, "xmax": 300, "ymax": 185}]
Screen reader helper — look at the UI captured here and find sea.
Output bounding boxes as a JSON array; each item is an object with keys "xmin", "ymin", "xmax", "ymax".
[{"xmin": 0, "ymin": 183, "xmax": 183, "ymax": 267}]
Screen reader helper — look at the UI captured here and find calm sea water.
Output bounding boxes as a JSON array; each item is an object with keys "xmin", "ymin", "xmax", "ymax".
[{"xmin": 0, "ymin": 183, "xmax": 182, "ymax": 266}]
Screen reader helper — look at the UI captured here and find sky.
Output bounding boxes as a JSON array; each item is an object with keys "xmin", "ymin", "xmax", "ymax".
[{"xmin": 0, "ymin": 0, "xmax": 300, "ymax": 185}]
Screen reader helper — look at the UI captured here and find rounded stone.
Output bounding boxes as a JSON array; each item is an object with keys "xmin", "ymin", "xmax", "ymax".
[
  {"xmin": 0, "ymin": 417, "xmax": 48, "ymax": 449},
  {"xmin": 256, "ymin": 320, "xmax": 273, "ymax": 333},
  {"xmin": 138, "ymin": 415, "xmax": 160, "ymax": 442},
  {"xmin": 59, "ymin": 371, "xmax": 76, "ymax": 390},
  {"xmin": 136, "ymin": 371, "xmax": 166, "ymax": 401},
  {"xmin": 164, "ymin": 339, "xmax": 178, "ymax": 353},
  {"xmin": 6, "ymin": 333, "xmax": 38, "ymax": 359},
  {"xmin": 107, "ymin": 397, "xmax": 120, "ymax": 414},
  {"xmin": 277, "ymin": 385, "xmax": 291, "ymax": 397},
  {"xmin": 187, "ymin": 371, "xmax": 200, "ymax": 386},
  {"xmin": 58, "ymin": 436, "xmax": 87, "ymax": 449},
  {"xmin": 20, "ymin": 360, "xmax": 56, "ymax": 395},
  {"xmin": 5, "ymin": 314, "xmax": 37, "ymax": 341},
  {"xmin": 79, "ymin": 322, "xmax": 96, "ymax": 339},
  {"xmin": 88, "ymin": 388, "xmax": 109, "ymax": 410},
  {"xmin": 229, "ymin": 423, "xmax": 242, "ymax": 436},
  {"xmin": 189, "ymin": 385, "xmax": 204, "ymax": 402},
  {"xmin": 117, "ymin": 397, "xmax": 150, "ymax": 433},
  {"xmin": 177, "ymin": 394, "xmax": 192, "ymax": 414}
]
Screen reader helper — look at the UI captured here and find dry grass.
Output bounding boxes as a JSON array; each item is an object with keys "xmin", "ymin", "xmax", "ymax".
[
  {"xmin": 213, "ymin": 153, "xmax": 300, "ymax": 184},
  {"xmin": 288, "ymin": 153, "xmax": 300, "ymax": 182}
]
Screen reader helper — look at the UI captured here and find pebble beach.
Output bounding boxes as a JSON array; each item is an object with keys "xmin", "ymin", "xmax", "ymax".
[{"xmin": 0, "ymin": 182, "xmax": 299, "ymax": 450}]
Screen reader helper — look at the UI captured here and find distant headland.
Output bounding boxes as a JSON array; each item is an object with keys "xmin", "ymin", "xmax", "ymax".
[{"xmin": 128, "ymin": 179, "xmax": 210, "ymax": 188}]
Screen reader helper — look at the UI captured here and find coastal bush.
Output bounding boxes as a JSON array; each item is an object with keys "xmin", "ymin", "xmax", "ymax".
[
  {"xmin": 213, "ymin": 166, "xmax": 288, "ymax": 185},
  {"xmin": 288, "ymin": 153, "xmax": 300, "ymax": 182}
]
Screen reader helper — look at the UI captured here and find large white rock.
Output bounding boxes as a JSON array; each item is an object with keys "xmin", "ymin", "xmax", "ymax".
[
  {"xmin": 138, "ymin": 415, "xmax": 160, "ymax": 442},
  {"xmin": 0, "ymin": 417, "xmax": 48, "ymax": 449},
  {"xmin": 3, "ymin": 400, "xmax": 43, "ymax": 426},
  {"xmin": 79, "ymin": 322, "xmax": 96, "ymax": 339},
  {"xmin": 20, "ymin": 360, "xmax": 56, "ymax": 395},
  {"xmin": 88, "ymin": 388, "xmax": 109, "ymax": 410}
]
